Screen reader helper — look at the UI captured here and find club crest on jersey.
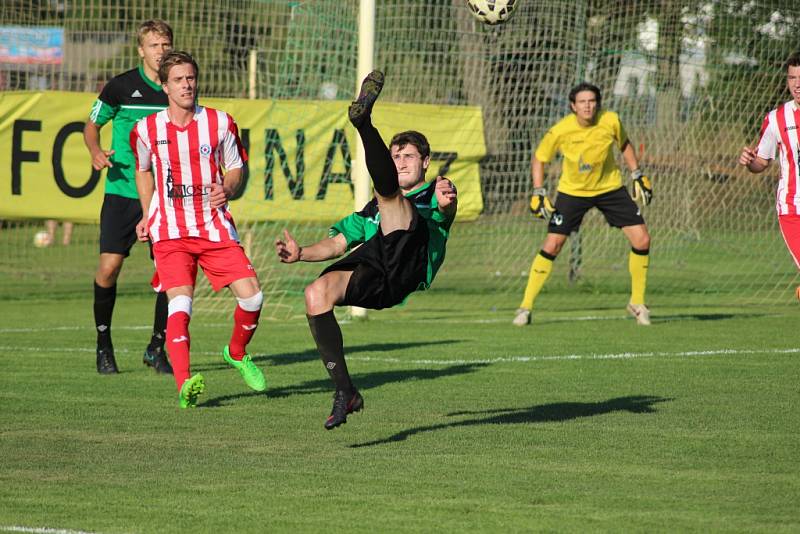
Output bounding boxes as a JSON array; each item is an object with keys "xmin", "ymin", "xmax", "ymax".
[{"xmin": 199, "ymin": 144, "xmax": 212, "ymax": 156}]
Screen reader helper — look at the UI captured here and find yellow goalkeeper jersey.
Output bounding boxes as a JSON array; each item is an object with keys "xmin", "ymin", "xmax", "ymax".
[{"xmin": 534, "ymin": 110, "xmax": 627, "ymax": 197}]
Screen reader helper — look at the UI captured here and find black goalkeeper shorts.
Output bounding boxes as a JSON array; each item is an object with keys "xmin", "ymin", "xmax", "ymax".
[
  {"xmin": 548, "ymin": 187, "xmax": 645, "ymax": 235},
  {"xmin": 99, "ymin": 194, "xmax": 143, "ymax": 257},
  {"xmin": 321, "ymin": 204, "xmax": 429, "ymax": 310}
]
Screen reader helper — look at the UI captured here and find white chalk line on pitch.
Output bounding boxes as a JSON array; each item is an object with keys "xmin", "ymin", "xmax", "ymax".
[
  {"xmin": 2, "ymin": 345, "xmax": 799, "ymax": 365},
  {"xmin": 1, "ymin": 311, "xmax": 787, "ymax": 334},
  {"xmin": 1, "ymin": 526, "xmax": 105, "ymax": 534}
]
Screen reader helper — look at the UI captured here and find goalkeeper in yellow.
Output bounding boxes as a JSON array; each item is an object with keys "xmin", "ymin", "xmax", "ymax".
[{"xmin": 514, "ymin": 82, "xmax": 653, "ymax": 326}]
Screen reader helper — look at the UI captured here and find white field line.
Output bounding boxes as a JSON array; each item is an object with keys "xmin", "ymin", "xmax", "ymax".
[
  {"xmin": 1, "ymin": 526, "xmax": 104, "ymax": 534},
  {"xmin": 1, "ymin": 345, "xmax": 798, "ymax": 365},
  {"xmin": 1, "ymin": 311, "xmax": 778, "ymax": 334},
  {"xmin": 346, "ymin": 347, "xmax": 800, "ymax": 365}
]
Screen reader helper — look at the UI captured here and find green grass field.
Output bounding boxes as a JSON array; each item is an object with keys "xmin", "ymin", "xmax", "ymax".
[{"xmin": 2, "ymin": 287, "xmax": 799, "ymax": 533}]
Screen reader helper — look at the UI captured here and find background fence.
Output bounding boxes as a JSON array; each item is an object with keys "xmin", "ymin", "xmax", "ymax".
[{"xmin": 2, "ymin": 0, "xmax": 798, "ymax": 316}]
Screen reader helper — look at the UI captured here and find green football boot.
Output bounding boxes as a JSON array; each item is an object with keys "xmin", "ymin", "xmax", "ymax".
[
  {"xmin": 223, "ymin": 346, "xmax": 267, "ymax": 392},
  {"xmin": 179, "ymin": 373, "xmax": 205, "ymax": 409}
]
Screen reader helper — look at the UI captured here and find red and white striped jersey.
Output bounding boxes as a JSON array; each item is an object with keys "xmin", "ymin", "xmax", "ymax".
[
  {"xmin": 131, "ymin": 105, "xmax": 248, "ymax": 243},
  {"xmin": 757, "ymin": 100, "xmax": 800, "ymax": 215}
]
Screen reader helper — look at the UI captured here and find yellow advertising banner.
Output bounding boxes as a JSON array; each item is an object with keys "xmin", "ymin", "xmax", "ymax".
[{"xmin": 0, "ymin": 91, "xmax": 485, "ymax": 223}]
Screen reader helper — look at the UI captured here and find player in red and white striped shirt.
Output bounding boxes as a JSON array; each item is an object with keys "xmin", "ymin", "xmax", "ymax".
[
  {"xmin": 740, "ymin": 52, "xmax": 800, "ymax": 298},
  {"xmin": 132, "ymin": 51, "xmax": 266, "ymax": 407}
]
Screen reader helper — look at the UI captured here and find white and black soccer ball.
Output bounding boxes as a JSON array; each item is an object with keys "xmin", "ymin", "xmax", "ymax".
[{"xmin": 466, "ymin": 0, "xmax": 518, "ymax": 25}]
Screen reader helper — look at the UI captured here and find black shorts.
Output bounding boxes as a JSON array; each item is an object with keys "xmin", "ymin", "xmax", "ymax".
[
  {"xmin": 99, "ymin": 194, "xmax": 143, "ymax": 257},
  {"xmin": 321, "ymin": 204, "xmax": 429, "ymax": 310},
  {"xmin": 548, "ymin": 187, "xmax": 645, "ymax": 235}
]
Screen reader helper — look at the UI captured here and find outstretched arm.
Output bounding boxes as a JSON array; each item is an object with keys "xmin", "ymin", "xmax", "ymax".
[{"xmin": 275, "ymin": 230, "xmax": 348, "ymax": 263}]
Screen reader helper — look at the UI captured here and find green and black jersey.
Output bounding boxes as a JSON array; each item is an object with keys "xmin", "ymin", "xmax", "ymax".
[
  {"xmin": 329, "ymin": 180, "xmax": 455, "ymax": 289},
  {"xmin": 88, "ymin": 65, "xmax": 167, "ymax": 199}
]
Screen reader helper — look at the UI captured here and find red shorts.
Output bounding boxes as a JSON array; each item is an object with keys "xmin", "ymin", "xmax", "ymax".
[
  {"xmin": 152, "ymin": 238, "xmax": 257, "ymax": 292},
  {"xmin": 779, "ymin": 215, "xmax": 800, "ymax": 269}
]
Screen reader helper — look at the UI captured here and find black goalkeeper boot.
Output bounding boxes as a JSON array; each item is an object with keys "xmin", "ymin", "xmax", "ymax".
[
  {"xmin": 348, "ymin": 70, "xmax": 384, "ymax": 128},
  {"xmin": 324, "ymin": 389, "xmax": 364, "ymax": 430}
]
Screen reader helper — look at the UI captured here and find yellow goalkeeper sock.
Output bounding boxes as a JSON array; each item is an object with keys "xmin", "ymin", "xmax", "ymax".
[
  {"xmin": 519, "ymin": 251, "xmax": 555, "ymax": 310},
  {"xmin": 629, "ymin": 248, "xmax": 649, "ymax": 305}
]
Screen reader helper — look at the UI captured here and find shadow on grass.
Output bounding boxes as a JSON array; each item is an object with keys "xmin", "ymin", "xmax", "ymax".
[
  {"xmin": 200, "ymin": 363, "xmax": 487, "ymax": 408},
  {"xmin": 350, "ymin": 395, "xmax": 673, "ymax": 448},
  {"xmin": 192, "ymin": 339, "xmax": 462, "ymax": 372},
  {"xmin": 536, "ymin": 312, "xmax": 770, "ymax": 326},
  {"xmin": 652, "ymin": 313, "xmax": 747, "ymax": 322}
]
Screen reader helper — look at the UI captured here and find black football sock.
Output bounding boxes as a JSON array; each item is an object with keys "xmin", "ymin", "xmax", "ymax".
[
  {"xmin": 147, "ymin": 291, "xmax": 168, "ymax": 351},
  {"xmin": 356, "ymin": 120, "xmax": 399, "ymax": 197},
  {"xmin": 94, "ymin": 282, "xmax": 116, "ymax": 349},
  {"xmin": 307, "ymin": 311, "xmax": 354, "ymax": 393}
]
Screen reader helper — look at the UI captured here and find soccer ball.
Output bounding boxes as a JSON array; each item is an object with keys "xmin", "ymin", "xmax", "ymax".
[
  {"xmin": 33, "ymin": 231, "xmax": 51, "ymax": 248},
  {"xmin": 466, "ymin": 0, "xmax": 518, "ymax": 25}
]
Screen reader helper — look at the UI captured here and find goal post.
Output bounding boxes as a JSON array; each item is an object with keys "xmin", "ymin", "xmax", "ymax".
[{"xmin": 350, "ymin": 0, "xmax": 376, "ymax": 320}]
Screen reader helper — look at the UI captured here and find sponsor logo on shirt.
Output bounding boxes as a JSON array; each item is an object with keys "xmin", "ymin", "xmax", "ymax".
[
  {"xmin": 199, "ymin": 144, "xmax": 212, "ymax": 156},
  {"xmin": 165, "ymin": 165, "xmax": 211, "ymax": 206},
  {"xmin": 131, "ymin": 90, "xmax": 143, "ymax": 97},
  {"xmin": 578, "ymin": 155, "xmax": 592, "ymax": 173}
]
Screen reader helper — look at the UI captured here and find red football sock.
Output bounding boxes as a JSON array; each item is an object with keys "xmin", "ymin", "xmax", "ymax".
[
  {"xmin": 228, "ymin": 305, "xmax": 260, "ymax": 360},
  {"xmin": 166, "ymin": 311, "xmax": 191, "ymax": 389}
]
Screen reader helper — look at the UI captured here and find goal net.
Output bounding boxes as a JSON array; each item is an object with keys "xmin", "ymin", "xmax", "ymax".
[{"xmin": 1, "ymin": 0, "xmax": 798, "ymax": 318}]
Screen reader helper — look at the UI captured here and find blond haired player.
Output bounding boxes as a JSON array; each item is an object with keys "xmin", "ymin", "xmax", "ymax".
[
  {"xmin": 514, "ymin": 82, "xmax": 653, "ymax": 326},
  {"xmin": 84, "ymin": 20, "xmax": 174, "ymax": 375}
]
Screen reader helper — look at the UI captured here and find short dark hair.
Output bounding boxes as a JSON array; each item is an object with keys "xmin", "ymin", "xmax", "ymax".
[
  {"xmin": 568, "ymin": 82, "xmax": 602, "ymax": 108},
  {"xmin": 390, "ymin": 130, "xmax": 430, "ymax": 159},
  {"xmin": 158, "ymin": 51, "xmax": 198, "ymax": 84},
  {"xmin": 137, "ymin": 20, "xmax": 173, "ymax": 46},
  {"xmin": 785, "ymin": 52, "xmax": 800, "ymax": 70}
]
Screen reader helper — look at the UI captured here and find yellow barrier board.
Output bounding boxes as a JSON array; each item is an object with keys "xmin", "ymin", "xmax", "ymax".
[{"xmin": 0, "ymin": 91, "xmax": 485, "ymax": 223}]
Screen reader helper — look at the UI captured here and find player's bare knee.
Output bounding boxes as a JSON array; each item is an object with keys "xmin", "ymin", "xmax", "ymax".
[
  {"xmin": 95, "ymin": 265, "xmax": 121, "ymax": 285},
  {"xmin": 304, "ymin": 279, "xmax": 328, "ymax": 314},
  {"xmin": 230, "ymin": 277, "xmax": 261, "ymax": 301},
  {"xmin": 542, "ymin": 240, "xmax": 564, "ymax": 257},
  {"xmin": 635, "ymin": 234, "xmax": 651, "ymax": 251},
  {"xmin": 627, "ymin": 228, "xmax": 650, "ymax": 250}
]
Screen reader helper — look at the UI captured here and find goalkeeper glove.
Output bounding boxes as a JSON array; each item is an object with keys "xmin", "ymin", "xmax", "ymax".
[
  {"xmin": 631, "ymin": 169, "xmax": 653, "ymax": 206},
  {"xmin": 529, "ymin": 187, "xmax": 554, "ymax": 219}
]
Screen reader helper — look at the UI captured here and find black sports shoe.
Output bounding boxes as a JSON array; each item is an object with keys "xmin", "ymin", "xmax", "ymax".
[
  {"xmin": 96, "ymin": 347, "xmax": 119, "ymax": 374},
  {"xmin": 324, "ymin": 389, "xmax": 364, "ymax": 430},
  {"xmin": 348, "ymin": 70, "xmax": 384, "ymax": 128},
  {"xmin": 143, "ymin": 346, "xmax": 173, "ymax": 375}
]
